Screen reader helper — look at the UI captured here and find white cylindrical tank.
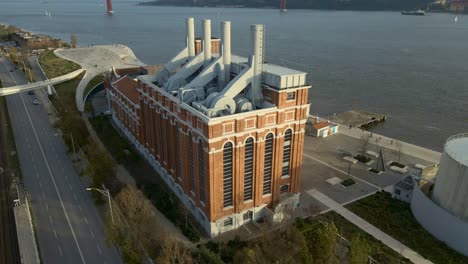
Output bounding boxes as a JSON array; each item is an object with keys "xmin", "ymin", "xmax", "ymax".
[{"xmin": 432, "ymin": 134, "xmax": 468, "ymax": 222}]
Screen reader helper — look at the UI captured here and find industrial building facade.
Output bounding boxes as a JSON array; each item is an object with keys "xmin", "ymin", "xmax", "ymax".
[{"xmin": 105, "ymin": 18, "xmax": 310, "ymax": 236}]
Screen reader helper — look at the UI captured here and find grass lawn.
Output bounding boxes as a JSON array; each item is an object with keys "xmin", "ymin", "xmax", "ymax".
[
  {"xmin": 83, "ymin": 75, "xmax": 104, "ymax": 100},
  {"xmin": 346, "ymin": 191, "xmax": 468, "ymax": 264},
  {"xmin": 307, "ymin": 212, "xmax": 412, "ymax": 264},
  {"xmin": 38, "ymin": 50, "xmax": 80, "ymax": 78}
]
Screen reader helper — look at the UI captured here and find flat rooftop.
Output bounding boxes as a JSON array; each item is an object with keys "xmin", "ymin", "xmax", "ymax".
[{"xmin": 231, "ymin": 54, "xmax": 306, "ymax": 76}]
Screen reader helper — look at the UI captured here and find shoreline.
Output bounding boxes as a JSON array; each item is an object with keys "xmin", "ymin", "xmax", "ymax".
[
  {"xmin": 311, "ymin": 114, "xmax": 441, "ymax": 164},
  {"xmin": 137, "ymin": 3, "xmax": 466, "ymax": 14}
]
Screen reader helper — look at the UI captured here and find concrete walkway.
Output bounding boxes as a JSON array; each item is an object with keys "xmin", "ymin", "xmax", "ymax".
[
  {"xmin": 307, "ymin": 189, "xmax": 433, "ymax": 264},
  {"xmin": 54, "ymin": 45, "xmax": 145, "ymax": 112},
  {"xmin": 0, "ymin": 68, "xmax": 84, "ymax": 96},
  {"xmin": 14, "ymin": 197, "xmax": 40, "ymax": 264},
  {"xmin": 310, "ymin": 114, "xmax": 441, "ymax": 164}
]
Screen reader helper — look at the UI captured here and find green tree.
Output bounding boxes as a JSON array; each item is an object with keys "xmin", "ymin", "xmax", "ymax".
[
  {"xmin": 349, "ymin": 234, "xmax": 372, "ymax": 264},
  {"xmin": 307, "ymin": 222, "xmax": 339, "ymax": 264},
  {"xmin": 197, "ymin": 245, "xmax": 224, "ymax": 264}
]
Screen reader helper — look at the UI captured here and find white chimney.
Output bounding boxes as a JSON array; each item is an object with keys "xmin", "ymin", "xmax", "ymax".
[
  {"xmin": 186, "ymin": 17, "xmax": 195, "ymax": 57},
  {"xmin": 203, "ymin": 19, "xmax": 212, "ymax": 68},
  {"xmin": 250, "ymin": 24, "xmax": 264, "ymax": 106},
  {"xmin": 221, "ymin": 21, "xmax": 231, "ymax": 86}
]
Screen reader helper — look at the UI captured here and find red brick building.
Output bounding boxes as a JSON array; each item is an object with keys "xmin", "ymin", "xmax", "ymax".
[{"xmin": 105, "ymin": 18, "xmax": 310, "ymax": 236}]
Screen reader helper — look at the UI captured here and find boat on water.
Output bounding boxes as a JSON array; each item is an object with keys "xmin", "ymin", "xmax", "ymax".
[{"xmin": 401, "ymin": 10, "xmax": 425, "ymax": 16}]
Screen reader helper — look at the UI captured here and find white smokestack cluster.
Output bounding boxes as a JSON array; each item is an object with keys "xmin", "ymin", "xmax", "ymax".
[
  {"xmin": 203, "ymin": 19, "xmax": 212, "ymax": 68},
  {"xmin": 221, "ymin": 21, "xmax": 231, "ymax": 87},
  {"xmin": 186, "ymin": 17, "xmax": 195, "ymax": 57},
  {"xmin": 250, "ymin": 24, "xmax": 265, "ymax": 106}
]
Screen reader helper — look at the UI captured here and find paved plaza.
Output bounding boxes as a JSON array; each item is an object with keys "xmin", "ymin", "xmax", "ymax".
[{"xmin": 299, "ymin": 128, "xmax": 438, "ymax": 217}]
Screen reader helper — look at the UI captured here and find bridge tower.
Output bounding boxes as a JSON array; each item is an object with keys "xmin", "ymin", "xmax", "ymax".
[
  {"xmin": 280, "ymin": 0, "xmax": 287, "ymax": 12},
  {"xmin": 107, "ymin": 0, "xmax": 114, "ymax": 15}
]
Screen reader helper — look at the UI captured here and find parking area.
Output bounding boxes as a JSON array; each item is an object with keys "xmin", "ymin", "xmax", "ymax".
[{"xmin": 298, "ymin": 132, "xmax": 436, "ymax": 217}]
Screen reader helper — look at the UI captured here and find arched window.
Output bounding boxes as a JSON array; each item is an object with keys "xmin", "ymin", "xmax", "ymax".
[
  {"xmin": 198, "ymin": 139, "xmax": 206, "ymax": 203},
  {"xmin": 176, "ymin": 123, "xmax": 182, "ymax": 180},
  {"xmin": 281, "ymin": 129, "xmax": 292, "ymax": 178},
  {"xmin": 244, "ymin": 138, "xmax": 254, "ymax": 201},
  {"xmin": 263, "ymin": 134, "xmax": 274, "ymax": 195},
  {"xmin": 223, "ymin": 142, "xmax": 233, "ymax": 207},
  {"xmin": 188, "ymin": 132, "xmax": 195, "ymax": 192}
]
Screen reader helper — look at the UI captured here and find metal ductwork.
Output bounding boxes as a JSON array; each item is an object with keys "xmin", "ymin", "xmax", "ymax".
[
  {"xmin": 203, "ymin": 19, "xmax": 212, "ymax": 68},
  {"xmin": 187, "ymin": 17, "xmax": 195, "ymax": 57}
]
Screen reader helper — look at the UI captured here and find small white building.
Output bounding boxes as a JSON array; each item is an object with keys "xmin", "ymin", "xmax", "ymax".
[
  {"xmin": 311, "ymin": 121, "xmax": 338, "ymax": 138},
  {"xmin": 392, "ymin": 176, "xmax": 415, "ymax": 203}
]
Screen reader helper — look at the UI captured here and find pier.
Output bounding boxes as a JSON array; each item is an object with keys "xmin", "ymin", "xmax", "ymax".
[{"xmin": 328, "ymin": 110, "xmax": 386, "ymax": 129}]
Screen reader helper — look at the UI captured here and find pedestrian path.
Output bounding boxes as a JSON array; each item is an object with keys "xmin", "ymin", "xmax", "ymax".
[
  {"xmin": 14, "ymin": 197, "xmax": 40, "ymax": 264},
  {"xmin": 0, "ymin": 69, "xmax": 84, "ymax": 96},
  {"xmin": 307, "ymin": 189, "xmax": 433, "ymax": 264}
]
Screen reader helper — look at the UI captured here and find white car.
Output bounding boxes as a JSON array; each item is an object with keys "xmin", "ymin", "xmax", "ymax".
[{"xmin": 32, "ymin": 100, "xmax": 40, "ymax": 105}]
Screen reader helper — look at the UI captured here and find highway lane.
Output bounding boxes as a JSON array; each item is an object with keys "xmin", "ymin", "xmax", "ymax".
[{"xmin": 0, "ymin": 56, "xmax": 122, "ymax": 264}]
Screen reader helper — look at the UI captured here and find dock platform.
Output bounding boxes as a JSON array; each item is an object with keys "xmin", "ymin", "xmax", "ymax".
[{"xmin": 329, "ymin": 110, "xmax": 386, "ymax": 129}]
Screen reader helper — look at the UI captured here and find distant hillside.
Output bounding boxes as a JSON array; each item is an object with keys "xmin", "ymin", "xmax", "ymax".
[{"xmin": 139, "ymin": 0, "xmax": 432, "ymax": 11}]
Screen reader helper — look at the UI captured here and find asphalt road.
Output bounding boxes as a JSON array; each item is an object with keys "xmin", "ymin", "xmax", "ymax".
[{"xmin": 0, "ymin": 55, "xmax": 122, "ymax": 264}]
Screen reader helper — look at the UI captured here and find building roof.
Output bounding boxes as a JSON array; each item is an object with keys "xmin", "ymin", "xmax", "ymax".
[
  {"xmin": 113, "ymin": 76, "xmax": 139, "ymax": 104},
  {"xmin": 231, "ymin": 55, "xmax": 306, "ymax": 76},
  {"xmin": 395, "ymin": 176, "xmax": 415, "ymax": 191},
  {"xmin": 313, "ymin": 122, "xmax": 330, "ymax": 130}
]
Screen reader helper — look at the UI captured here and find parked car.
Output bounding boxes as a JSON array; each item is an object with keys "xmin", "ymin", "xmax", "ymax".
[
  {"xmin": 28, "ymin": 91, "xmax": 34, "ymax": 95},
  {"xmin": 32, "ymin": 100, "xmax": 40, "ymax": 105}
]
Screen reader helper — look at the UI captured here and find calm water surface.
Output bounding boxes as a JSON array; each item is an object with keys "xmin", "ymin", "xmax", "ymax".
[{"xmin": 1, "ymin": 0, "xmax": 467, "ymax": 151}]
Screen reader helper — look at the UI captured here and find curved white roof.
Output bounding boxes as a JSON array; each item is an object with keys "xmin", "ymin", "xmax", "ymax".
[{"xmin": 445, "ymin": 136, "xmax": 468, "ymax": 167}]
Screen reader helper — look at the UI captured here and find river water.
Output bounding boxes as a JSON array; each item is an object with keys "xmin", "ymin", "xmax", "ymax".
[{"xmin": 1, "ymin": 0, "xmax": 467, "ymax": 151}]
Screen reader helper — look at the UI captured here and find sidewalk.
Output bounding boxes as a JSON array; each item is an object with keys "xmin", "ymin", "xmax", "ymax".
[
  {"xmin": 307, "ymin": 189, "xmax": 433, "ymax": 264},
  {"xmin": 14, "ymin": 197, "xmax": 40, "ymax": 264},
  {"xmin": 309, "ymin": 114, "xmax": 441, "ymax": 164}
]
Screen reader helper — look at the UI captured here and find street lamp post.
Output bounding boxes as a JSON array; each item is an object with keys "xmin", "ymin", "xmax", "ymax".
[
  {"xmin": 86, "ymin": 187, "xmax": 114, "ymax": 224},
  {"xmin": 347, "ymin": 162, "xmax": 354, "ymax": 178},
  {"xmin": 68, "ymin": 133, "xmax": 77, "ymax": 163},
  {"xmin": 55, "ymin": 132, "xmax": 77, "ymax": 162}
]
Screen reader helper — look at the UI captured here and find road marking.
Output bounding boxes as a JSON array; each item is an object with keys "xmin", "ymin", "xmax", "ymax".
[
  {"xmin": 58, "ymin": 245, "xmax": 63, "ymax": 256},
  {"xmin": 90, "ymin": 230, "xmax": 95, "ymax": 239},
  {"xmin": 84, "ymin": 217, "xmax": 88, "ymax": 225},
  {"xmin": 97, "ymin": 245, "xmax": 102, "ymax": 255},
  {"xmin": 42, "ymin": 191, "xmax": 45, "ymax": 200},
  {"xmin": 302, "ymin": 153, "xmax": 381, "ymax": 190},
  {"xmin": 45, "ymin": 202, "xmax": 49, "ymax": 211},
  {"xmin": 49, "ymin": 215, "xmax": 53, "ymax": 224},
  {"xmin": 39, "ymin": 182, "xmax": 42, "ymax": 188},
  {"xmin": 73, "ymin": 193, "xmax": 78, "ymax": 201},
  {"xmin": 69, "ymin": 183, "xmax": 73, "ymax": 191},
  {"xmin": 15, "ymin": 87, "xmax": 87, "ymax": 264},
  {"xmin": 79, "ymin": 205, "xmax": 83, "ymax": 212},
  {"xmin": 53, "ymin": 229, "xmax": 58, "ymax": 239}
]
